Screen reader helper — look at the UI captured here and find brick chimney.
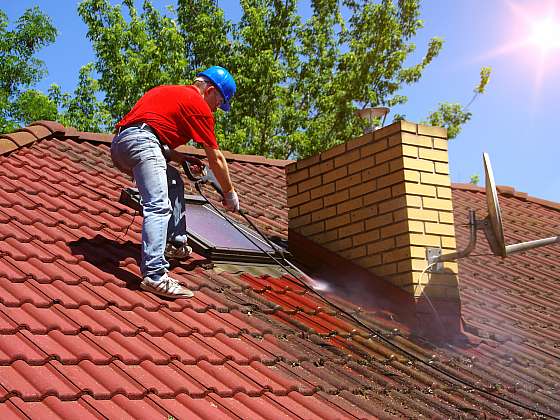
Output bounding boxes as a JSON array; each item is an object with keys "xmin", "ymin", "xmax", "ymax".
[{"xmin": 286, "ymin": 121, "xmax": 459, "ymax": 300}]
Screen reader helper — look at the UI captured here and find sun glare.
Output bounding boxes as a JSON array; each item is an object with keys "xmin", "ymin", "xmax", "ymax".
[{"xmin": 530, "ymin": 19, "xmax": 560, "ymax": 52}]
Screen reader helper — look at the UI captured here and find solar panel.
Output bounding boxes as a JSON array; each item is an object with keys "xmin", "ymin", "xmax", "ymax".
[
  {"xmin": 119, "ymin": 188, "xmax": 285, "ymax": 263},
  {"xmin": 185, "ymin": 202, "xmax": 278, "ymax": 254}
]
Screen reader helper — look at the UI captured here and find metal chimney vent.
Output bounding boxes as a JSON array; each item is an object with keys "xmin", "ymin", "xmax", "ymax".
[{"xmin": 355, "ymin": 107, "xmax": 390, "ymax": 133}]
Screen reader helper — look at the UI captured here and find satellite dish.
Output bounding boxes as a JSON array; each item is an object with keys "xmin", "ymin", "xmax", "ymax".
[
  {"xmin": 428, "ymin": 152, "xmax": 560, "ymax": 268},
  {"xmin": 483, "ymin": 153, "xmax": 506, "ymax": 257}
]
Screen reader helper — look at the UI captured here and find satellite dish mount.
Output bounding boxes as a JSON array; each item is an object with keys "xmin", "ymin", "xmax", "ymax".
[{"xmin": 428, "ymin": 153, "xmax": 560, "ymax": 271}]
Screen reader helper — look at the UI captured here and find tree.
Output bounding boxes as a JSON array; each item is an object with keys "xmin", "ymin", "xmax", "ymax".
[
  {"xmin": 78, "ymin": 0, "xmax": 489, "ymax": 159},
  {"xmin": 0, "ymin": 7, "xmax": 57, "ymax": 132}
]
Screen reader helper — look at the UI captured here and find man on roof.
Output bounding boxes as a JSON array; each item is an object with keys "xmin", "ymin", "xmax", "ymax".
[{"xmin": 111, "ymin": 66, "xmax": 239, "ymax": 299}]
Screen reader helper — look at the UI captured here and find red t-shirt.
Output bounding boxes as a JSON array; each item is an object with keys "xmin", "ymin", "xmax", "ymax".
[{"xmin": 116, "ymin": 85, "xmax": 218, "ymax": 149}]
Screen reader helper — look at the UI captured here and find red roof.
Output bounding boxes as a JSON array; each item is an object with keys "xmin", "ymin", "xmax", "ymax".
[{"xmin": 0, "ymin": 121, "xmax": 558, "ymax": 418}]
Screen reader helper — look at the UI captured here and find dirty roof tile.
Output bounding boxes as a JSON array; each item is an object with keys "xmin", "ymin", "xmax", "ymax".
[{"xmin": 0, "ymin": 122, "xmax": 559, "ymax": 417}]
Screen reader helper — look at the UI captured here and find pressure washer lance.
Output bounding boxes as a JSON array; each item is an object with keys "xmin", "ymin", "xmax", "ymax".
[{"xmin": 180, "ymin": 157, "xmax": 321, "ymax": 289}]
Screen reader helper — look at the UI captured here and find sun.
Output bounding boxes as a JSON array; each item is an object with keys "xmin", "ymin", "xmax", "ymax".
[{"xmin": 529, "ymin": 18, "xmax": 560, "ymax": 52}]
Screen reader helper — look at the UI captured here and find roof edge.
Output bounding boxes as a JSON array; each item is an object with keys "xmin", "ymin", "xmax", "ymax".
[
  {"xmin": 1, "ymin": 121, "xmax": 293, "ymax": 167},
  {"xmin": 452, "ymin": 182, "xmax": 560, "ymax": 212}
]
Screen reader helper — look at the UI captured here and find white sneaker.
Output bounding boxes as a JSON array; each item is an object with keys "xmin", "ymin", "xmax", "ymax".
[
  {"xmin": 164, "ymin": 242, "xmax": 193, "ymax": 260},
  {"xmin": 140, "ymin": 273, "xmax": 194, "ymax": 299}
]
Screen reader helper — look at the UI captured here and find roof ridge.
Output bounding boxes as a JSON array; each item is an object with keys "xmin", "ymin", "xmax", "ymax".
[
  {"xmin": 452, "ymin": 182, "xmax": 560, "ymax": 212},
  {"xmin": 1, "ymin": 121, "xmax": 293, "ymax": 167}
]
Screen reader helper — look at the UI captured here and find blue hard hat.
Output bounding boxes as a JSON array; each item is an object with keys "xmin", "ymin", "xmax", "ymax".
[{"xmin": 197, "ymin": 66, "xmax": 236, "ymax": 112}]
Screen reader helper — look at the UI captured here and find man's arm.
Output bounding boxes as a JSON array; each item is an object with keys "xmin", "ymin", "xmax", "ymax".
[{"xmin": 203, "ymin": 145, "xmax": 234, "ymax": 193}]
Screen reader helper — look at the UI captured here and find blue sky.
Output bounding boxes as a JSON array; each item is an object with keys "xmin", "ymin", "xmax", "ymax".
[{"xmin": 4, "ymin": 1, "xmax": 560, "ymax": 202}]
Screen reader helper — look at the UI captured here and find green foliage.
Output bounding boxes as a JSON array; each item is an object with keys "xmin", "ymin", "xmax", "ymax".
[
  {"xmin": 49, "ymin": 63, "xmax": 112, "ymax": 132},
  {"xmin": 470, "ymin": 173, "xmax": 480, "ymax": 185},
  {"xmin": 76, "ymin": 0, "xmax": 489, "ymax": 157},
  {"xmin": 424, "ymin": 66, "xmax": 492, "ymax": 139},
  {"xmin": 0, "ymin": 6, "xmax": 57, "ymax": 133}
]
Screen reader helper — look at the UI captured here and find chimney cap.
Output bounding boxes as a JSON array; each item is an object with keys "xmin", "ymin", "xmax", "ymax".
[{"xmin": 355, "ymin": 107, "xmax": 390, "ymax": 133}]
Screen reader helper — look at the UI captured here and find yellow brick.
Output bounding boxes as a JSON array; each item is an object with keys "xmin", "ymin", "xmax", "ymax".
[
  {"xmin": 350, "ymin": 205, "xmax": 378, "ymax": 223},
  {"xmin": 334, "ymin": 148, "xmax": 361, "ymax": 168},
  {"xmin": 323, "ymin": 166, "xmax": 348, "ymax": 184},
  {"xmin": 400, "ymin": 120, "xmax": 418, "ymax": 134},
  {"xmin": 287, "ymin": 191, "xmax": 310, "ymax": 208},
  {"xmin": 347, "ymin": 133, "xmax": 374, "ymax": 150},
  {"xmin": 365, "ymin": 213, "xmax": 394, "ymax": 230},
  {"xmin": 389, "ymin": 158, "xmax": 404, "ymax": 172},
  {"xmin": 361, "ymin": 138, "xmax": 387, "ymax": 157},
  {"xmin": 357, "ymin": 254, "xmax": 382, "ymax": 268},
  {"xmin": 420, "ymin": 172, "xmax": 451, "ymax": 187},
  {"xmin": 323, "ymin": 190, "xmax": 349, "ymax": 207},
  {"xmin": 409, "ymin": 233, "xmax": 441, "ymax": 247},
  {"xmin": 410, "ymin": 246, "xmax": 426, "ymax": 258},
  {"xmin": 380, "ymin": 221, "xmax": 407, "ymax": 239},
  {"xmin": 298, "ymin": 175, "xmax": 322, "ymax": 192},
  {"xmin": 335, "ymin": 173, "xmax": 362, "ymax": 191},
  {"xmin": 312, "ymin": 206, "xmax": 337, "ymax": 222},
  {"xmin": 408, "ymin": 220, "xmax": 425, "ymax": 233},
  {"xmin": 338, "ymin": 221, "xmax": 365, "ymax": 238},
  {"xmin": 353, "ymin": 229, "xmax": 380, "ymax": 246},
  {"xmin": 441, "ymin": 236, "xmax": 456, "ymax": 249},
  {"xmin": 404, "ymin": 182, "xmax": 437, "ymax": 197},
  {"xmin": 391, "ymin": 183, "xmax": 406, "ymax": 198},
  {"xmin": 288, "ymin": 207, "xmax": 299, "ymax": 218},
  {"xmin": 363, "ymin": 188, "xmax": 392, "ymax": 206},
  {"xmin": 402, "ymin": 157, "xmax": 435, "ymax": 172},
  {"xmin": 374, "ymin": 120, "xmax": 407, "ymax": 138},
  {"xmin": 417, "ymin": 124, "xmax": 447, "ymax": 138},
  {"xmin": 362, "ymin": 162, "xmax": 390, "ymax": 181},
  {"xmin": 443, "ymin": 261, "xmax": 459, "ymax": 273},
  {"xmin": 337, "ymin": 196, "xmax": 363, "ymax": 215},
  {"xmin": 296, "ymin": 153, "xmax": 320, "ymax": 170},
  {"xmin": 403, "ymin": 170, "xmax": 420, "ymax": 182},
  {"xmin": 327, "ymin": 237, "xmax": 353, "ymax": 252},
  {"xmin": 287, "ymin": 167, "xmax": 309, "ymax": 185},
  {"xmin": 310, "ymin": 159, "xmax": 334, "ymax": 177},
  {"xmin": 398, "ymin": 132, "xmax": 432, "ymax": 148},
  {"xmin": 289, "ymin": 214, "xmax": 311, "ymax": 229},
  {"xmin": 300, "ymin": 221, "xmax": 324, "ymax": 236},
  {"xmin": 398, "ymin": 258, "xmax": 428, "ymax": 272},
  {"xmin": 418, "ymin": 148, "xmax": 449, "ymax": 163},
  {"xmin": 348, "ymin": 156, "xmax": 375, "ymax": 174},
  {"xmin": 377, "ymin": 171, "xmax": 405, "ymax": 189},
  {"xmin": 378, "ymin": 196, "xmax": 407, "ymax": 214},
  {"xmin": 367, "ymin": 238, "xmax": 395, "ymax": 254},
  {"xmin": 285, "ymin": 161, "xmax": 297, "ymax": 174},
  {"xmin": 340, "ymin": 246, "xmax": 367, "ymax": 260},
  {"xmin": 395, "ymin": 233, "xmax": 410, "ymax": 248},
  {"xmin": 383, "ymin": 247, "xmax": 411, "ymax": 263},
  {"xmin": 375, "ymin": 145, "xmax": 403, "ymax": 165},
  {"xmin": 375, "ymin": 263, "xmax": 398, "ymax": 276},
  {"xmin": 311, "ymin": 229, "xmax": 338, "ymax": 244},
  {"xmin": 438, "ymin": 212, "xmax": 454, "ymax": 224},
  {"xmin": 402, "ymin": 145, "xmax": 419, "ymax": 158},
  {"xmin": 325, "ymin": 213, "xmax": 351, "ymax": 230},
  {"xmin": 405, "ymin": 195, "xmax": 423, "ymax": 208},
  {"xmin": 320, "ymin": 142, "xmax": 347, "ymax": 160},
  {"xmin": 437, "ymin": 186, "xmax": 452, "ymax": 199},
  {"xmin": 350, "ymin": 180, "xmax": 376, "ymax": 199},
  {"xmin": 433, "ymin": 138, "xmax": 449, "ymax": 150},
  {"xmin": 406, "ymin": 208, "xmax": 440, "ymax": 222},
  {"xmin": 422, "ymin": 197, "xmax": 453, "ymax": 211},
  {"xmin": 287, "ymin": 184, "xmax": 299, "ymax": 198},
  {"xmin": 299, "ymin": 198, "xmax": 324, "ymax": 215},
  {"xmin": 435, "ymin": 162, "xmax": 449, "ymax": 174},
  {"xmin": 310, "ymin": 182, "xmax": 335, "ymax": 200},
  {"xmin": 420, "ymin": 271, "xmax": 459, "ymax": 286}
]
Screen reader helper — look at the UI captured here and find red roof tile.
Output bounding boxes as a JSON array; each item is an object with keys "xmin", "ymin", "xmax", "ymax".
[{"xmin": 0, "ymin": 122, "xmax": 558, "ymax": 417}]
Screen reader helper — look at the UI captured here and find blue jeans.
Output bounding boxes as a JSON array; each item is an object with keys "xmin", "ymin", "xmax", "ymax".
[{"xmin": 111, "ymin": 126, "xmax": 188, "ymax": 279}]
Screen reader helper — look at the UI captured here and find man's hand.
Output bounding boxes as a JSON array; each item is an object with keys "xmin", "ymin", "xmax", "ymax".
[{"xmin": 222, "ymin": 190, "xmax": 240, "ymax": 212}]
